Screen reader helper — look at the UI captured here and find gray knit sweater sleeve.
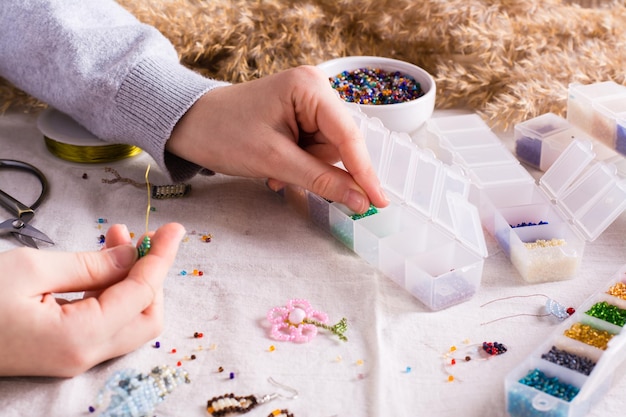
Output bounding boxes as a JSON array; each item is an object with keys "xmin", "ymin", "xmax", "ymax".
[{"xmin": 0, "ymin": 0, "xmax": 229, "ymax": 181}]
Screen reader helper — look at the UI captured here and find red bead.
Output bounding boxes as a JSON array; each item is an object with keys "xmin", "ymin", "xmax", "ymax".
[
  {"xmin": 566, "ymin": 307, "xmax": 575, "ymax": 316},
  {"xmin": 451, "ymin": 359, "xmax": 456, "ymax": 365},
  {"xmin": 171, "ymin": 348, "xmax": 177, "ymax": 353}
]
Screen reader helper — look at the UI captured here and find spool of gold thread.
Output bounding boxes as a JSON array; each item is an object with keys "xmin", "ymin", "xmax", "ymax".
[
  {"xmin": 37, "ymin": 108, "xmax": 141, "ymax": 163},
  {"xmin": 43, "ymin": 136, "xmax": 141, "ymax": 163}
]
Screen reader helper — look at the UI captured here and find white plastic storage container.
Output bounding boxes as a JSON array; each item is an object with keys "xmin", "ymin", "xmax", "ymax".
[
  {"xmin": 427, "ymin": 114, "xmax": 626, "ymax": 283},
  {"xmin": 283, "ymin": 109, "xmax": 488, "ymax": 311},
  {"xmin": 505, "ymin": 265, "xmax": 626, "ymax": 417}
]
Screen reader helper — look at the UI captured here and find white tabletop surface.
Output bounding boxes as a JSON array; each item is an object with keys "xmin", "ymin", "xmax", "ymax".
[{"xmin": 0, "ymin": 109, "xmax": 625, "ymax": 417}]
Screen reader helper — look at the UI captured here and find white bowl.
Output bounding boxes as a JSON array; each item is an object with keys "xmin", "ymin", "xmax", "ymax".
[{"xmin": 318, "ymin": 56, "xmax": 436, "ymax": 133}]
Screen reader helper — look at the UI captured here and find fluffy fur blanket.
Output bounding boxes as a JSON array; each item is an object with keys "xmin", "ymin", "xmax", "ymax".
[{"xmin": 2, "ymin": 0, "xmax": 625, "ymax": 129}]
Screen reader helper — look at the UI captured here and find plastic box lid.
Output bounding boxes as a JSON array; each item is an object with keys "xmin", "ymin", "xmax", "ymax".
[
  {"xmin": 539, "ymin": 139, "xmax": 626, "ymax": 241},
  {"xmin": 383, "ymin": 132, "xmax": 488, "ymax": 257}
]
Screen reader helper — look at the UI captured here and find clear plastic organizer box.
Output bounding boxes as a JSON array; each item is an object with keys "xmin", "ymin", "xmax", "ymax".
[
  {"xmin": 514, "ymin": 112, "xmax": 626, "ymax": 179},
  {"xmin": 427, "ymin": 114, "xmax": 626, "ymax": 283},
  {"xmin": 283, "ymin": 108, "xmax": 487, "ymax": 311},
  {"xmin": 505, "ymin": 265, "xmax": 626, "ymax": 417},
  {"xmin": 567, "ymin": 81, "xmax": 626, "ymax": 157}
]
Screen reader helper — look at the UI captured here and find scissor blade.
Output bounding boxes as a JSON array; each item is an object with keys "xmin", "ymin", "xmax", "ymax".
[
  {"xmin": 16, "ymin": 223, "xmax": 54, "ymax": 245},
  {"xmin": 14, "ymin": 232, "xmax": 39, "ymax": 249}
]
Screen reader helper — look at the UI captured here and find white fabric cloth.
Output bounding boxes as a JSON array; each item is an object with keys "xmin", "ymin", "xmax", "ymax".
[{"xmin": 0, "ymin": 110, "xmax": 625, "ymax": 416}]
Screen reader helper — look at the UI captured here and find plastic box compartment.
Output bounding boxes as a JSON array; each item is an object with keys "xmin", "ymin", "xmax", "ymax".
[
  {"xmin": 505, "ymin": 265, "xmax": 626, "ymax": 417},
  {"xmin": 567, "ymin": 81, "xmax": 626, "ymax": 136},
  {"xmin": 514, "ymin": 113, "xmax": 626, "ymax": 177},
  {"xmin": 427, "ymin": 115, "xmax": 626, "ymax": 283},
  {"xmin": 567, "ymin": 81, "xmax": 626, "ymax": 157},
  {"xmin": 284, "ymin": 108, "xmax": 488, "ymax": 311}
]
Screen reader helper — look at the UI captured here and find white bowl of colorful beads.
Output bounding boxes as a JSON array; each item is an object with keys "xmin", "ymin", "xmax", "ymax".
[{"xmin": 318, "ymin": 56, "xmax": 436, "ymax": 133}]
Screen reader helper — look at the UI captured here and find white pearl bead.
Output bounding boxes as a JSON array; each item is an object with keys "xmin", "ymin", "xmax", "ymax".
[{"xmin": 288, "ymin": 307, "xmax": 306, "ymax": 324}]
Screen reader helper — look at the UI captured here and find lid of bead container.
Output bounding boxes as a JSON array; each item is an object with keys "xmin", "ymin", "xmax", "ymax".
[
  {"xmin": 447, "ymin": 192, "xmax": 488, "ymax": 257},
  {"xmin": 569, "ymin": 81, "xmax": 626, "ymax": 103},
  {"xmin": 540, "ymin": 139, "xmax": 626, "ymax": 241},
  {"xmin": 515, "ymin": 112, "xmax": 571, "ymax": 141},
  {"xmin": 427, "ymin": 113, "xmax": 489, "ymax": 135},
  {"xmin": 382, "ymin": 131, "xmax": 417, "ymax": 201}
]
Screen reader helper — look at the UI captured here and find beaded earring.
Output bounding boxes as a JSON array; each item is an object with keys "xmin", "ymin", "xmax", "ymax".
[
  {"xmin": 88, "ymin": 365, "xmax": 190, "ymax": 416},
  {"xmin": 267, "ymin": 299, "xmax": 348, "ymax": 343},
  {"xmin": 206, "ymin": 377, "xmax": 298, "ymax": 416},
  {"xmin": 479, "ymin": 293, "xmax": 575, "ymax": 325},
  {"xmin": 442, "ymin": 340, "xmax": 508, "ymax": 382}
]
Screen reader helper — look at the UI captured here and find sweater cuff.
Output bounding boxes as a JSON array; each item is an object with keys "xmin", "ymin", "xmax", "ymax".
[{"xmin": 112, "ymin": 57, "xmax": 229, "ymax": 182}]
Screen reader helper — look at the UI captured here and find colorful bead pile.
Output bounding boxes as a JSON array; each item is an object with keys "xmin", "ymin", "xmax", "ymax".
[
  {"xmin": 563, "ymin": 322, "xmax": 614, "ymax": 350},
  {"xmin": 518, "ymin": 368, "xmax": 580, "ymax": 402},
  {"xmin": 585, "ymin": 301, "xmax": 626, "ymax": 327},
  {"xmin": 607, "ymin": 282, "xmax": 626, "ymax": 300},
  {"xmin": 329, "ymin": 68, "xmax": 424, "ymax": 105},
  {"xmin": 482, "ymin": 341, "xmax": 508, "ymax": 356},
  {"xmin": 89, "ymin": 365, "xmax": 190, "ymax": 417},
  {"xmin": 540, "ymin": 346, "xmax": 596, "ymax": 376}
]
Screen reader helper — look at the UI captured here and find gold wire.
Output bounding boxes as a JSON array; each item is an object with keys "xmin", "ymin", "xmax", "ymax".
[
  {"xmin": 43, "ymin": 136, "xmax": 141, "ymax": 163},
  {"xmin": 144, "ymin": 164, "xmax": 151, "ymax": 234}
]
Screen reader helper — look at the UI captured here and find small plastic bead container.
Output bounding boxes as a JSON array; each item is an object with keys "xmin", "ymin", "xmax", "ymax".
[
  {"xmin": 285, "ymin": 110, "xmax": 488, "ymax": 311},
  {"xmin": 427, "ymin": 114, "xmax": 626, "ymax": 283},
  {"xmin": 567, "ymin": 81, "xmax": 626, "ymax": 156},
  {"xmin": 505, "ymin": 265, "xmax": 626, "ymax": 417},
  {"xmin": 513, "ymin": 113, "xmax": 626, "ymax": 179}
]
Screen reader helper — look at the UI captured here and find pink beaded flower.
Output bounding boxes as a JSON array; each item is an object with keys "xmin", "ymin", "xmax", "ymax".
[{"xmin": 267, "ymin": 299, "xmax": 348, "ymax": 343}]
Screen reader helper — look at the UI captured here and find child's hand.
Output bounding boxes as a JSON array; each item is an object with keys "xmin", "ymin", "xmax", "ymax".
[
  {"xmin": 0, "ymin": 223, "xmax": 185, "ymax": 377},
  {"xmin": 167, "ymin": 65, "xmax": 389, "ymax": 214}
]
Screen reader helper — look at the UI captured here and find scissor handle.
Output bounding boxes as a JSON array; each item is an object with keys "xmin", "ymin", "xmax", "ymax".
[
  {"xmin": 0, "ymin": 159, "xmax": 49, "ymax": 211},
  {"xmin": 0, "ymin": 189, "xmax": 34, "ymax": 223}
]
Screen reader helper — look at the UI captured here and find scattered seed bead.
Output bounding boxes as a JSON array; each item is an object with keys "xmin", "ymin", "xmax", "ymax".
[
  {"xmin": 585, "ymin": 301, "xmax": 626, "ymax": 327},
  {"xmin": 229, "ymin": 372, "xmax": 235, "ymax": 379},
  {"xmin": 88, "ymin": 406, "xmax": 96, "ymax": 413},
  {"xmin": 268, "ymin": 345, "xmax": 276, "ymax": 352},
  {"xmin": 129, "ymin": 232, "xmax": 135, "ymax": 238},
  {"xmin": 405, "ymin": 366, "xmax": 412, "ymax": 373},
  {"xmin": 607, "ymin": 282, "xmax": 626, "ymax": 300},
  {"xmin": 330, "ymin": 67, "xmax": 425, "ymax": 105},
  {"xmin": 82, "ymin": 173, "xmax": 89, "ymax": 180},
  {"xmin": 154, "ymin": 341, "xmax": 160, "ymax": 349},
  {"xmin": 450, "ymin": 359, "xmax": 456, "ymax": 365},
  {"xmin": 518, "ymin": 368, "xmax": 580, "ymax": 402},
  {"xmin": 194, "ymin": 332, "xmax": 204, "ymax": 338},
  {"xmin": 176, "ymin": 361, "xmax": 182, "ymax": 367},
  {"xmin": 218, "ymin": 366, "xmax": 224, "ymax": 373},
  {"xmin": 564, "ymin": 322, "xmax": 614, "ymax": 350},
  {"xmin": 541, "ymin": 346, "xmax": 596, "ymax": 376},
  {"xmin": 447, "ymin": 375, "xmax": 455, "ymax": 382},
  {"xmin": 97, "ymin": 218, "xmax": 107, "ymax": 224},
  {"xmin": 465, "ymin": 356, "xmax": 471, "ymax": 362},
  {"xmin": 356, "ymin": 359, "xmax": 364, "ymax": 366},
  {"xmin": 170, "ymin": 348, "xmax": 177, "ymax": 354}
]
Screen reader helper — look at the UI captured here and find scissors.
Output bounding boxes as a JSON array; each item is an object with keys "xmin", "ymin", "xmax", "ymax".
[{"xmin": 0, "ymin": 159, "xmax": 54, "ymax": 248}]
